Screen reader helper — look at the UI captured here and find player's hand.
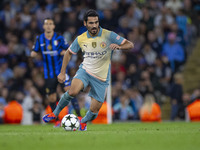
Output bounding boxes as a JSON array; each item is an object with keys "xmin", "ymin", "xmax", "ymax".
[
  {"xmin": 57, "ymin": 73, "xmax": 66, "ymax": 83},
  {"xmin": 60, "ymin": 50, "xmax": 66, "ymax": 55},
  {"xmin": 109, "ymin": 44, "xmax": 120, "ymax": 50}
]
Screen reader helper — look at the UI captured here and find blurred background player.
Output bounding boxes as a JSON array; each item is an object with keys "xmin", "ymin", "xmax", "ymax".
[
  {"xmin": 43, "ymin": 9, "xmax": 134, "ymax": 131},
  {"xmin": 31, "ymin": 18, "xmax": 81, "ymax": 126}
]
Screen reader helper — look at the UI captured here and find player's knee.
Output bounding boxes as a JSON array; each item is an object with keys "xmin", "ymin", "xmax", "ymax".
[
  {"xmin": 68, "ymin": 89, "xmax": 79, "ymax": 97},
  {"xmin": 90, "ymin": 107, "xmax": 100, "ymax": 113}
]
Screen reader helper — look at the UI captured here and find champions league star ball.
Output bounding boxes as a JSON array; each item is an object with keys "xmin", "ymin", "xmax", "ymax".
[{"xmin": 61, "ymin": 114, "xmax": 80, "ymax": 131}]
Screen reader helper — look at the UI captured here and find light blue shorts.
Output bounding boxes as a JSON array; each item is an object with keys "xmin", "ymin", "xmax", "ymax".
[{"xmin": 73, "ymin": 66, "xmax": 109, "ymax": 103}]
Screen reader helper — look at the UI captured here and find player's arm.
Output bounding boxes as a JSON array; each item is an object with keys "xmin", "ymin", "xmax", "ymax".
[
  {"xmin": 31, "ymin": 36, "xmax": 40, "ymax": 57},
  {"xmin": 60, "ymin": 50, "xmax": 66, "ymax": 55},
  {"xmin": 109, "ymin": 31, "xmax": 134, "ymax": 50},
  {"xmin": 109, "ymin": 39, "xmax": 134, "ymax": 50},
  {"xmin": 60, "ymin": 36, "xmax": 69, "ymax": 56},
  {"xmin": 58, "ymin": 37, "xmax": 80, "ymax": 83},
  {"xmin": 30, "ymin": 51, "xmax": 38, "ymax": 57},
  {"xmin": 58, "ymin": 50, "xmax": 72, "ymax": 83}
]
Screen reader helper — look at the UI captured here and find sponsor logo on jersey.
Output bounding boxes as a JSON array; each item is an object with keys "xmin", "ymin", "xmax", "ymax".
[
  {"xmin": 42, "ymin": 51, "xmax": 58, "ymax": 56},
  {"xmin": 84, "ymin": 50, "xmax": 107, "ymax": 59}
]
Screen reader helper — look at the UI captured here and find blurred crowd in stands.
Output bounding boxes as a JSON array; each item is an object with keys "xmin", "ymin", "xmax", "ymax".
[{"xmin": 1, "ymin": 0, "xmax": 200, "ymax": 124}]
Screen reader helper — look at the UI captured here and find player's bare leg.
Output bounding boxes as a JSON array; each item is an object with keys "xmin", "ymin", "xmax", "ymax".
[
  {"xmin": 64, "ymin": 86, "xmax": 81, "ymax": 117},
  {"xmin": 43, "ymin": 79, "xmax": 84, "ymax": 123},
  {"xmin": 80, "ymin": 98, "xmax": 103, "ymax": 131},
  {"xmin": 90, "ymin": 98, "xmax": 103, "ymax": 113}
]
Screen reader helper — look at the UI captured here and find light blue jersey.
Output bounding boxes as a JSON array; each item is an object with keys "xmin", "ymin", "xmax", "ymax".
[
  {"xmin": 70, "ymin": 27, "xmax": 125, "ymax": 102},
  {"xmin": 69, "ymin": 27, "xmax": 125, "ymax": 82}
]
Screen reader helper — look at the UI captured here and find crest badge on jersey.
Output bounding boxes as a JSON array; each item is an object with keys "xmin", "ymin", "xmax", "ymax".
[
  {"xmin": 47, "ymin": 44, "xmax": 52, "ymax": 50},
  {"xmin": 92, "ymin": 42, "xmax": 97, "ymax": 48},
  {"xmin": 54, "ymin": 40, "xmax": 58, "ymax": 46},
  {"xmin": 100, "ymin": 42, "xmax": 107, "ymax": 48}
]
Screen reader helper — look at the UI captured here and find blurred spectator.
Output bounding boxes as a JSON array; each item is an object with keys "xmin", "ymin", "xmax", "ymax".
[
  {"xmin": 139, "ymin": 94, "xmax": 161, "ymax": 122},
  {"xmin": 21, "ymin": 29, "xmax": 32, "ymax": 46},
  {"xmin": 0, "ymin": 2, "xmax": 16, "ymax": 27},
  {"xmin": 165, "ymin": 0, "xmax": 183, "ymax": 14},
  {"xmin": 3, "ymin": 91, "xmax": 23, "ymax": 124},
  {"xmin": 101, "ymin": 9, "xmax": 116, "ymax": 31},
  {"xmin": 170, "ymin": 22, "xmax": 185, "ymax": 47},
  {"xmin": 0, "ymin": 95, "xmax": 7, "ymax": 124},
  {"xmin": 154, "ymin": 26, "xmax": 165, "ymax": 47},
  {"xmin": 21, "ymin": 86, "xmax": 42, "ymax": 125},
  {"xmin": 45, "ymin": 0, "xmax": 56, "ymax": 11},
  {"xmin": 125, "ymin": 64, "xmax": 139, "ymax": 87},
  {"xmin": 128, "ymin": 29, "xmax": 144, "ymax": 54},
  {"xmin": 169, "ymin": 73, "xmax": 184, "ymax": 120},
  {"xmin": 36, "ymin": 2, "xmax": 52, "ymax": 24},
  {"xmin": 96, "ymin": 0, "xmax": 113, "ymax": 10},
  {"xmin": 32, "ymin": 101, "xmax": 42, "ymax": 124},
  {"xmin": 142, "ymin": 43, "xmax": 157, "ymax": 65},
  {"xmin": 118, "ymin": 5, "xmax": 141, "ymax": 30},
  {"xmin": 191, "ymin": 89, "xmax": 200, "ymax": 101},
  {"xmin": 113, "ymin": 91, "xmax": 134, "ymax": 121},
  {"xmin": 138, "ymin": 70, "xmax": 154, "ymax": 96},
  {"xmin": 147, "ymin": 30, "xmax": 162, "ymax": 55},
  {"xmin": 154, "ymin": 57, "xmax": 172, "ymax": 94},
  {"xmin": 63, "ymin": 0, "xmax": 73, "ymax": 13},
  {"xmin": 126, "ymin": 88, "xmax": 143, "ymax": 119},
  {"xmin": 0, "ymin": 58, "xmax": 14, "ymax": 83},
  {"xmin": 0, "ymin": 38, "xmax": 9, "ymax": 55},
  {"xmin": 20, "ymin": 4, "xmax": 31, "ymax": 28},
  {"xmin": 175, "ymin": 9, "xmax": 188, "ymax": 37},
  {"xmin": 154, "ymin": 6, "xmax": 174, "ymax": 28},
  {"xmin": 113, "ymin": 93, "xmax": 134, "ymax": 121},
  {"xmin": 10, "ymin": 0, "xmax": 23, "ymax": 13},
  {"xmin": 140, "ymin": 6, "xmax": 154, "ymax": 31},
  {"xmin": 9, "ymin": 63, "xmax": 27, "ymax": 91},
  {"xmin": 162, "ymin": 32, "xmax": 185, "ymax": 72}
]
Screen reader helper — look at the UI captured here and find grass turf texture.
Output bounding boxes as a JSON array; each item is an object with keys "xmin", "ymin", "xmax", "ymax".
[{"xmin": 0, "ymin": 122, "xmax": 200, "ymax": 150}]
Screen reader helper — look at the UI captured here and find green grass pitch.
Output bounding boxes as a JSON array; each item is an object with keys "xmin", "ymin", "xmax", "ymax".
[{"xmin": 0, "ymin": 122, "xmax": 200, "ymax": 150}]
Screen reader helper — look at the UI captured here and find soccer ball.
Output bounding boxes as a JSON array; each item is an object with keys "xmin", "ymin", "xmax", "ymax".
[{"xmin": 61, "ymin": 114, "xmax": 80, "ymax": 131}]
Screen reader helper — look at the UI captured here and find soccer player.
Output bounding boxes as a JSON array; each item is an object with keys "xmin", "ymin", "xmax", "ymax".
[
  {"xmin": 43, "ymin": 10, "xmax": 134, "ymax": 131},
  {"xmin": 31, "ymin": 18, "xmax": 81, "ymax": 125}
]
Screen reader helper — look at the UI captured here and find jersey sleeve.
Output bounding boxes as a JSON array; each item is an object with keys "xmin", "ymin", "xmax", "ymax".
[
  {"xmin": 68, "ymin": 37, "xmax": 80, "ymax": 54},
  {"xmin": 110, "ymin": 31, "xmax": 126, "ymax": 45},
  {"xmin": 60, "ymin": 36, "xmax": 69, "ymax": 50},
  {"xmin": 32, "ymin": 36, "xmax": 40, "ymax": 52}
]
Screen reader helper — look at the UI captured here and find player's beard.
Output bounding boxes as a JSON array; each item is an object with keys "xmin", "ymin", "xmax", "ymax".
[{"xmin": 88, "ymin": 26, "xmax": 99, "ymax": 36}]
